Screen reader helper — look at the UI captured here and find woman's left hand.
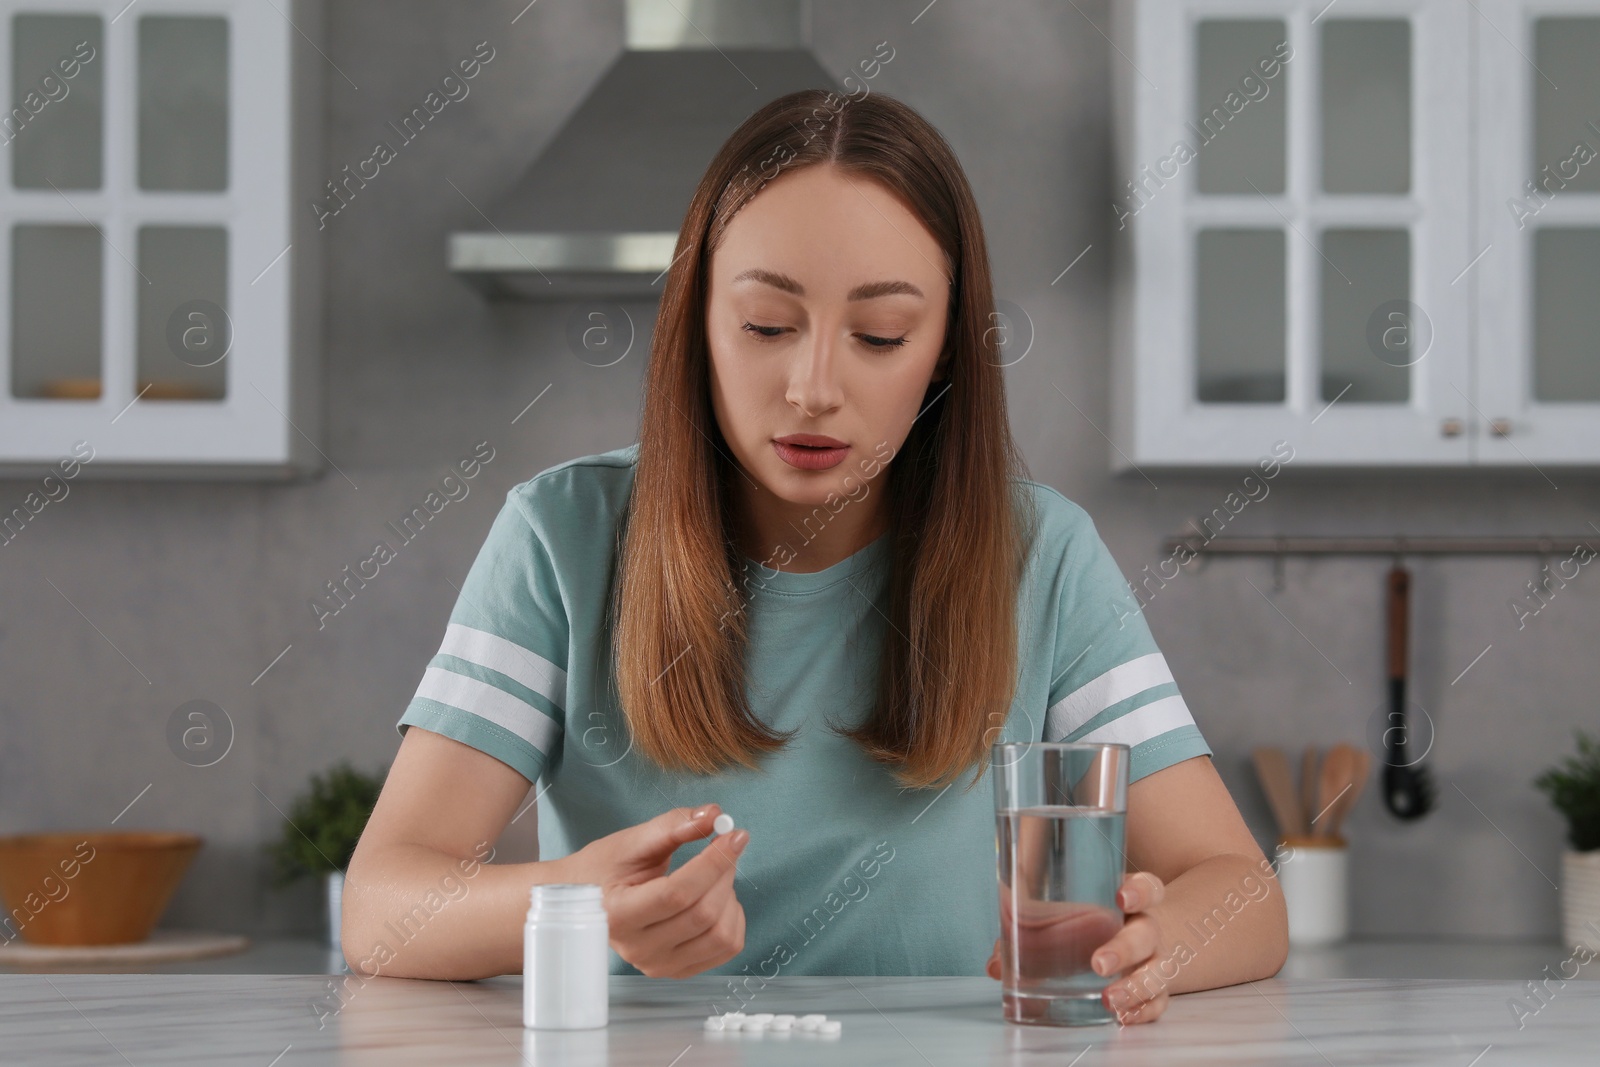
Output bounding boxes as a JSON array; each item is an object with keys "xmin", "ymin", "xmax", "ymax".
[{"xmin": 984, "ymin": 870, "xmax": 1170, "ymax": 1025}]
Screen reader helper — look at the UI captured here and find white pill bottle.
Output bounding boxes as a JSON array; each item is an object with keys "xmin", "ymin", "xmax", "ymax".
[{"xmin": 524, "ymin": 883, "xmax": 609, "ymax": 1029}]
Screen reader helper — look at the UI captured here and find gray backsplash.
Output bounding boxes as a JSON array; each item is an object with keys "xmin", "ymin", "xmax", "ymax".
[{"xmin": 0, "ymin": 0, "xmax": 1593, "ymax": 944}]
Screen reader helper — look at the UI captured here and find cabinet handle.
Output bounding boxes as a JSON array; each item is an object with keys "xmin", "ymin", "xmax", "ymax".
[
  {"xmin": 1490, "ymin": 418, "xmax": 1512, "ymax": 437},
  {"xmin": 1440, "ymin": 418, "xmax": 1463, "ymax": 437}
]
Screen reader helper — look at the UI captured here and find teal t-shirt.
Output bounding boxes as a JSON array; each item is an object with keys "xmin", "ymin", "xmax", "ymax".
[{"xmin": 395, "ymin": 443, "xmax": 1211, "ymax": 978}]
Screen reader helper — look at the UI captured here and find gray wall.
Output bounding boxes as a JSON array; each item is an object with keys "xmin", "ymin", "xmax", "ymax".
[{"xmin": 1, "ymin": 0, "xmax": 1594, "ymax": 944}]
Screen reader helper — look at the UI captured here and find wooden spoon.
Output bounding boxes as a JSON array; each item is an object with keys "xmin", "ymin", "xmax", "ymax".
[{"xmin": 1252, "ymin": 747, "xmax": 1304, "ymax": 839}]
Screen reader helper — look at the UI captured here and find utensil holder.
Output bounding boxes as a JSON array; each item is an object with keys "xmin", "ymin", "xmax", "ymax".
[{"xmin": 1274, "ymin": 836, "xmax": 1348, "ymax": 946}]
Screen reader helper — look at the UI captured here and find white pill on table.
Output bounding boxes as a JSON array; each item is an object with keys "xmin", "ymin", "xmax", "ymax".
[
  {"xmin": 713, "ymin": 813, "xmax": 735, "ymax": 835},
  {"xmin": 798, "ymin": 1013, "xmax": 826, "ymax": 1025},
  {"xmin": 703, "ymin": 1016, "xmax": 725, "ymax": 1031},
  {"xmin": 819, "ymin": 1019, "xmax": 842, "ymax": 1035},
  {"xmin": 741, "ymin": 1018, "xmax": 770, "ymax": 1032},
  {"xmin": 722, "ymin": 1011, "xmax": 745, "ymax": 1021},
  {"xmin": 770, "ymin": 1014, "xmax": 796, "ymax": 1030}
]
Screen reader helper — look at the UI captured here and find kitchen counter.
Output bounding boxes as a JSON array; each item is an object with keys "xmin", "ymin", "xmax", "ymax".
[
  {"xmin": 0, "ymin": 935, "xmax": 1577, "ymax": 979},
  {"xmin": 0, "ymin": 972, "xmax": 1595, "ymax": 1065}
]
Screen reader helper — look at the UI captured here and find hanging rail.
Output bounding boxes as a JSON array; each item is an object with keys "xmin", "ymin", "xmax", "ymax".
[{"xmin": 1161, "ymin": 533, "xmax": 1599, "ymax": 557}]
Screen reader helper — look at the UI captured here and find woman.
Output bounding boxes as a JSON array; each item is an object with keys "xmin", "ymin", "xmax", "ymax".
[{"xmin": 343, "ymin": 88, "xmax": 1287, "ymax": 1024}]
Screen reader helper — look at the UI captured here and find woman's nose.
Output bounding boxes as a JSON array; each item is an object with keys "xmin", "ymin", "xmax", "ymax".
[{"xmin": 786, "ymin": 330, "xmax": 844, "ymax": 416}]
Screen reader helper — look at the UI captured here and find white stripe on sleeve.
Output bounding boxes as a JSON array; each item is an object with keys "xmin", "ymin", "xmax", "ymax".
[
  {"xmin": 1076, "ymin": 694, "xmax": 1196, "ymax": 748},
  {"xmin": 414, "ymin": 666, "xmax": 562, "ymax": 755},
  {"xmin": 437, "ymin": 622, "xmax": 567, "ymax": 714},
  {"xmin": 1045, "ymin": 652, "xmax": 1175, "ymax": 740}
]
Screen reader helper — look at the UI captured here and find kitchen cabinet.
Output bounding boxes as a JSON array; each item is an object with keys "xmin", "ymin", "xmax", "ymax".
[
  {"xmin": 1475, "ymin": 0, "xmax": 1600, "ymax": 465},
  {"xmin": 0, "ymin": 0, "xmax": 323, "ymax": 478},
  {"xmin": 1110, "ymin": 0, "xmax": 1600, "ymax": 468}
]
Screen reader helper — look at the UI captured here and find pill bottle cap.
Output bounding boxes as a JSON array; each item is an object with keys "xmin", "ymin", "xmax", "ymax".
[{"xmin": 528, "ymin": 882, "xmax": 605, "ymax": 918}]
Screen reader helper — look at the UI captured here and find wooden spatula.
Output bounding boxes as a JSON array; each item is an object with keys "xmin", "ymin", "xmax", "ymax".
[
  {"xmin": 1313, "ymin": 745, "xmax": 1354, "ymax": 835},
  {"xmin": 1252, "ymin": 747, "xmax": 1304, "ymax": 839},
  {"xmin": 1324, "ymin": 746, "xmax": 1370, "ymax": 839},
  {"xmin": 1301, "ymin": 746, "xmax": 1320, "ymax": 833}
]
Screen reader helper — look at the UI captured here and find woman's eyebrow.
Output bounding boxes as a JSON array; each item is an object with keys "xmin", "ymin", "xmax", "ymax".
[{"xmin": 731, "ymin": 268, "xmax": 924, "ymax": 301}]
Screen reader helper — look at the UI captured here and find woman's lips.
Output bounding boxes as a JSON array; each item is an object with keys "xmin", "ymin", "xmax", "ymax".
[{"xmin": 773, "ymin": 440, "xmax": 850, "ymax": 471}]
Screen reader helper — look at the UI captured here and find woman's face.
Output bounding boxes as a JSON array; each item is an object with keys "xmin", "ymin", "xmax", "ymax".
[{"xmin": 705, "ymin": 162, "xmax": 951, "ymax": 520}]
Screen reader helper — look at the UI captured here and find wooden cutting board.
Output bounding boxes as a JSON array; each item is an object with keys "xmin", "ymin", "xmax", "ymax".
[{"xmin": 0, "ymin": 929, "xmax": 248, "ymax": 966}]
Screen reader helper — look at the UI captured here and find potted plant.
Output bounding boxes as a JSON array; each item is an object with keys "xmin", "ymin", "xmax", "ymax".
[
  {"xmin": 268, "ymin": 761, "xmax": 386, "ymax": 950},
  {"xmin": 1535, "ymin": 729, "xmax": 1600, "ymax": 952}
]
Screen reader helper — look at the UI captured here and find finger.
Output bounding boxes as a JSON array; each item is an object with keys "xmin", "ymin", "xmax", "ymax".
[
  {"xmin": 1116, "ymin": 871, "xmax": 1165, "ymax": 913},
  {"xmin": 1091, "ymin": 914, "xmax": 1160, "ymax": 978},
  {"xmin": 602, "ymin": 804, "xmax": 723, "ymax": 889},
  {"xmin": 631, "ymin": 804, "xmax": 722, "ymax": 859},
  {"xmin": 662, "ymin": 897, "xmax": 747, "ymax": 978},
  {"xmin": 1113, "ymin": 988, "xmax": 1168, "ymax": 1025},
  {"xmin": 635, "ymin": 857, "xmax": 740, "ymax": 952},
  {"xmin": 614, "ymin": 829, "xmax": 748, "ymax": 928},
  {"xmin": 1105, "ymin": 958, "xmax": 1168, "ymax": 1013}
]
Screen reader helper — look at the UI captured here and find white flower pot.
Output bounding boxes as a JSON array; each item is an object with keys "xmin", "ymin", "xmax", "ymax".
[
  {"xmin": 1562, "ymin": 849, "xmax": 1600, "ymax": 952},
  {"xmin": 326, "ymin": 870, "xmax": 345, "ymax": 951}
]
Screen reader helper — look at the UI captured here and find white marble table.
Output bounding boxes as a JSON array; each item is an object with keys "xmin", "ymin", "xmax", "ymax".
[{"xmin": 1, "ymin": 973, "xmax": 1595, "ymax": 1065}]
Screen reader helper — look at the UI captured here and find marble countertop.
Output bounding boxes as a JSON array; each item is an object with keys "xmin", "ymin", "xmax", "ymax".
[
  {"xmin": 0, "ymin": 935, "xmax": 1576, "ymax": 980},
  {"xmin": 0, "ymin": 972, "xmax": 1595, "ymax": 1065}
]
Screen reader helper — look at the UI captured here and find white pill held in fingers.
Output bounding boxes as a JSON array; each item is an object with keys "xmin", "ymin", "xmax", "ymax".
[
  {"xmin": 713, "ymin": 813, "xmax": 735, "ymax": 835},
  {"xmin": 819, "ymin": 1019, "xmax": 842, "ymax": 1035}
]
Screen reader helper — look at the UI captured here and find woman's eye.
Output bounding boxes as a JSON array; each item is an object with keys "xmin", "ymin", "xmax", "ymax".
[{"xmin": 740, "ymin": 322, "xmax": 907, "ymax": 348}]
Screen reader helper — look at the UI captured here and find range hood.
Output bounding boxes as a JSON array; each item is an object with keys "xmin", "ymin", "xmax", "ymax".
[{"xmin": 449, "ymin": 0, "xmax": 842, "ymax": 301}]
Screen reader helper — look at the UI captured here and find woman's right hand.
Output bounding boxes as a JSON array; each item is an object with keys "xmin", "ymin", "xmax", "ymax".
[{"xmin": 558, "ymin": 804, "xmax": 750, "ymax": 979}]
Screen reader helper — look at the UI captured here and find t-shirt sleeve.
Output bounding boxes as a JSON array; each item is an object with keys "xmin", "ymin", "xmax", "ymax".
[
  {"xmin": 394, "ymin": 489, "xmax": 568, "ymax": 785},
  {"xmin": 1040, "ymin": 501, "xmax": 1212, "ymax": 784}
]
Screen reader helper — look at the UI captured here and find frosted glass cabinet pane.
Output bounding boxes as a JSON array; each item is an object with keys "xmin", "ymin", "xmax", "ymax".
[
  {"xmin": 10, "ymin": 14, "xmax": 103, "ymax": 190},
  {"xmin": 1533, "ymin": 229, "xmax": 1600, "ymax": 401},
  {"xmin": 1534, "ymin": 19, "xmax": 1600, "ymax": 194},
  {"xmin": 138, "ymin": 16, "xmax": 228, "ymax": 191},
  {"xmin": 1196, "ymin": 229, "xmax": 1286, "ymax": 402},
  {"xmin": 137, "ymin": 227, "xmax": 229, "ymax": 400},
  {"xmin": 10, "ymin": 225, "xmax": 102, "ymax": 399},
  {"xmin": 1194, "ymin": 20, "xmax": 1288, "ymax": 195},
  {"xmin": 1319, "ymin": 229, "xmax": 1410, "ymax": 403},
  {"xmin": 1321, "ymin": 20, "xmax": 1411, "ymax": 194}
]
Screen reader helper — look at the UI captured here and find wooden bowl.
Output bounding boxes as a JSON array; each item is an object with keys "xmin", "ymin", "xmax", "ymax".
[{"xmin": 0, "ymin": 831, "xmax": 203, "ymax": 946}]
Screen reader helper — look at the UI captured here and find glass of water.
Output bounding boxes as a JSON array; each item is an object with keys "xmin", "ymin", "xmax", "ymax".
[{"xmin": 992, "ymin": 741, "xmax": 1130, "ymax": 1026}]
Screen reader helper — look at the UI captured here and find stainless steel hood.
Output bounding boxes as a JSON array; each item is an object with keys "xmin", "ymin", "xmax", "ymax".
[{"xmin": 449, "ymin": 0, "xmax": 842, "ymax": 301}]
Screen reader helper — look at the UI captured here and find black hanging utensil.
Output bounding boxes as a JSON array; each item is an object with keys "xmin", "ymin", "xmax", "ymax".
[{"xmin": 1382, "ymin": 562, "xmax": 1435, "ymax": 819}]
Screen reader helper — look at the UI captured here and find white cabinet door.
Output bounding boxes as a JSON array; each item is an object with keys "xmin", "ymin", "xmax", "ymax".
[
  {"xmin": 1475, "ymin": 0, "xmax": 1600, "ymax": 466},
  {"xmin": 0, "ymin": 0, "xmax": 322, "ymax": 477},
  {"xmin": 1113, "ymin": 0, "xmax": 1473, "ymax": 468}
]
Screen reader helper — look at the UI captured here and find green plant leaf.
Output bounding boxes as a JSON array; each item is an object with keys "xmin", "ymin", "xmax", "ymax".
[
  {"xmin": 1534, "ymin": 729, "xmax": 1600, "ymax": 853},
  {"xmin": 267, "ymin": 760, "xmax": 387, "ymax": 887}
]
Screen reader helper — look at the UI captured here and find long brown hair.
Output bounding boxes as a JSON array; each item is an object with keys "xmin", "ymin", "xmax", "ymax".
[{"xmin": 610, "ymin": 88, "xmax": 1036, "ymax": 791}]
